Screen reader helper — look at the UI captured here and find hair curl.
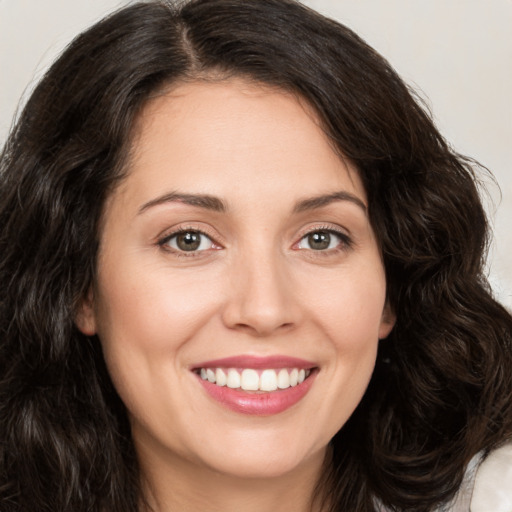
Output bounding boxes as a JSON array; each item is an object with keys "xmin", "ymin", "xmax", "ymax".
[{"xmin": 1, "ymin": 1, "xmax": 511, "ymax": 511}]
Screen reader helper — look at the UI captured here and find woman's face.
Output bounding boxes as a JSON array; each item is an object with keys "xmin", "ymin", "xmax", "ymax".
[{"xmin": 78, "ymin": 80, "xmax": 394, "ymax": 482}]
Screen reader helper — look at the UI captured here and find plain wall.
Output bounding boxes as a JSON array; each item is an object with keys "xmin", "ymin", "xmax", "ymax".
[{"xmin": 1, "ymin": 0, "xmax": 511, "ymax": 308}]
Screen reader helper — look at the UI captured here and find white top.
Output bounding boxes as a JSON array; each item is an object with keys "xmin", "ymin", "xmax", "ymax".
[
  {"xmin": 376, "ymin": 441, "xmax": 512, "ymax": 511},
  {"xmin": 468, "ymin": 441, "xmax": 512, "ymax": 512}
]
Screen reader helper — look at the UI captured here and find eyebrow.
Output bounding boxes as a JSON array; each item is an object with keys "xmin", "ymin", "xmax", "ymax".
[
  {"xmin": 138, "ymin": 192, "xmax": 227, "ymax": 214},
  {"xmin": 138, "ymin": 190, "xmax": 366, "ymax": 216},
  {"xmin": 293, "ymin": 191, "xmax": 367, "ymax": 214}
]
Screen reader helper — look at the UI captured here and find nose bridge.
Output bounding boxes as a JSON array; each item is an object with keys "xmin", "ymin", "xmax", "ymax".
[{"xmin": 222, "ymin": 240, "xmax": 298, "ymax": 336}]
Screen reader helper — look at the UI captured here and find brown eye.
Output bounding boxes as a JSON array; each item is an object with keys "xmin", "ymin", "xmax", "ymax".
[
  {"xmin": 307, "ymin": 231, "xmax": 331, "ymax": 250},
  {"xmin": 176, "ymin": 232, "xmax": 201, "ymax": 251},
  {"xmin": 165, "ymin": 230, "xmax": 214, "ymax": 252},
  {"xmin": 297, "ymin": 230, "xmax": 350, "ymax": 251}
]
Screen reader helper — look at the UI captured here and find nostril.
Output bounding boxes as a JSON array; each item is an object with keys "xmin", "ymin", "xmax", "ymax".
[{"xmin": 230, "ymin": 320, "xmax": 295, "ymax": 337}]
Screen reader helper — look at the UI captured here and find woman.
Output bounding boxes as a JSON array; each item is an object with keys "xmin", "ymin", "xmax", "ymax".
[{"xmin": 1, "ymin": 1, "xmax": 511, "ymax": 511}]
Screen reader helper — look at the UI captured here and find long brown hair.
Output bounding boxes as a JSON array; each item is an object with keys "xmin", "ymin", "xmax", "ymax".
[{"xmin": 1, "ymin": 1, "xmax": 511, "ymax": 510}]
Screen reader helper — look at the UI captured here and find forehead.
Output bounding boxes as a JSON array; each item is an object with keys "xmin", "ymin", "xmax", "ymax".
[{"xmin": 115, "ymin": 79, "xmax": 365, "ymax": 211}]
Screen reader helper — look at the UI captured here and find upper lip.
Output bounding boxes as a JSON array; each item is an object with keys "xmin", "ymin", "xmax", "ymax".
[{"xmin": 191, "ymin": 355, "xmax": 317, "ymax": 370}]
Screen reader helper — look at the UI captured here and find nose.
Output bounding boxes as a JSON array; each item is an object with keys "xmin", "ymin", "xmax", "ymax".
[{"xmin": 221, "ymin": 250, "xmax": 301, "ymax": 337}]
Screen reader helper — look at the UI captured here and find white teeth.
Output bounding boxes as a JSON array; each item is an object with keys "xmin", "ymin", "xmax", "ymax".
[
  {"xmin": 215, "ymin": 368, "xmax": 227, "ymax": 386},
  {"xmin": 199, "ymin": 367, "xmax": 312, "ymax": 391},
  {"xmin": 241, "ymin": 369, "xmax": 259, "ymax": 390},
  {"xmin": 260, "ymin": 369, "xmax": 278, "ymax": 391},
  {"xmin": 277, "ymin": 368, "xmax": 290, "ymax": 389},
  {"xmin": 226, "ymin": 369, "xmax": 241, "ymax": 388}
]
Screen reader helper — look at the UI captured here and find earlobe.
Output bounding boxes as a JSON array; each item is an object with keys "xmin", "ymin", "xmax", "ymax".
[
  {"xmin": 378, "ymin": 303, "xmax": 396, "ymax": 339},
  {"xmin": 75, "ymin": 288, "xmax": 97, "ymax": 336}
]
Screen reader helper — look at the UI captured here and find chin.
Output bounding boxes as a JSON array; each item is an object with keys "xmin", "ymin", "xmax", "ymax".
[{"xmin": 194, "ymin": 433, "xmax": 326, "ymax": 481}]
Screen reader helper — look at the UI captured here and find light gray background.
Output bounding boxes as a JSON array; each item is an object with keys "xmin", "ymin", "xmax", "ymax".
[{"xmin": 1, "ymin": 0, "xmax": 511, "ymax": 308}]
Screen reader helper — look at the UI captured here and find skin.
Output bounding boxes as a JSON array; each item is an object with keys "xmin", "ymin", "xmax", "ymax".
[{"xmin": 77, "ymin": 79, "xmax": 395, "ymax": 512}]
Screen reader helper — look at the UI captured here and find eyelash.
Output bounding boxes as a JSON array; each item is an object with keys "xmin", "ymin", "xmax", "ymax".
[
  {"xmin": 157, "ymin": 225, "xmax": 353, "ymax": 257},
  {"xmin": 296, "ymin": 226, "xmax": 353, "ymax": 254},
  {"xmin": 158, "ymin": 227, "xmax": 220, "ymax": 257}
]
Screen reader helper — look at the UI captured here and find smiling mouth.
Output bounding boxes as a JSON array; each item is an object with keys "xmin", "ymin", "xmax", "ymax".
[
  {"xmin": 191, "ymin": 356, "xmax": 318, "ymax": 414},
  {"xmin": 195, "ymin": 367, "xmax": 313, "ymax": 392}
]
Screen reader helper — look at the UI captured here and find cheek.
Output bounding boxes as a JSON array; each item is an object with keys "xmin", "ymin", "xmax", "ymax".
[
  {"xmin": 303, "ymin": 264, "xmax": 386, "ymax": 425},
  {"xmin": 308, "ymin": 265, "xmax": 387, "ymax": 345},
  {"xmin": 92, "ymin": 263, "xmax": 222, "ymax": 404},
  {"xmin": 93, "ymin": 264, "xmax": 223, "ymax": 426},
  {"xmin": 95, "ymin": 263, "xmax": 222, "ymax": 353}
]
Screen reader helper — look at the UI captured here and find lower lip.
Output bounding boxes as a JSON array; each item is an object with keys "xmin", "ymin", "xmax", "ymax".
[{"xmin": 196, "ymin": 371, "xmax": 317, "ymax": 415}]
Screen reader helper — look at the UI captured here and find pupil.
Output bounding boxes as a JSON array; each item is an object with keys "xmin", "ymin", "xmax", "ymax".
[
  {"xmin": 177, "ymin": 232, "xmax": 201, "ymax": 251},
  {"xmin": 309, "ymin": 231, "xmax": 330, "ymax": 250}
]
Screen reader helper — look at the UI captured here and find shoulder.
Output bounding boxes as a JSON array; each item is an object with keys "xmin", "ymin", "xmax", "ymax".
[
  {"xmin": 374, "ymin": 442, "xmax": 512, "ymax": 512},
  {"xmin": 470, "ymin": 440, "xmax": 512, "ymax": 512},
  {"xmin": 450, "ymin": 441, "xmax": 512, "ymax": 511}
]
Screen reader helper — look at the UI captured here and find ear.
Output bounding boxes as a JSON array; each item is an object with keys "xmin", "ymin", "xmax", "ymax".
[
  {"xmin": 75, "ymin": 287, "xmax": 97, "ymax": 336},
  {"xmin": 378, "ymin": 302, "xmax": 396, "ymax": 339}
]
